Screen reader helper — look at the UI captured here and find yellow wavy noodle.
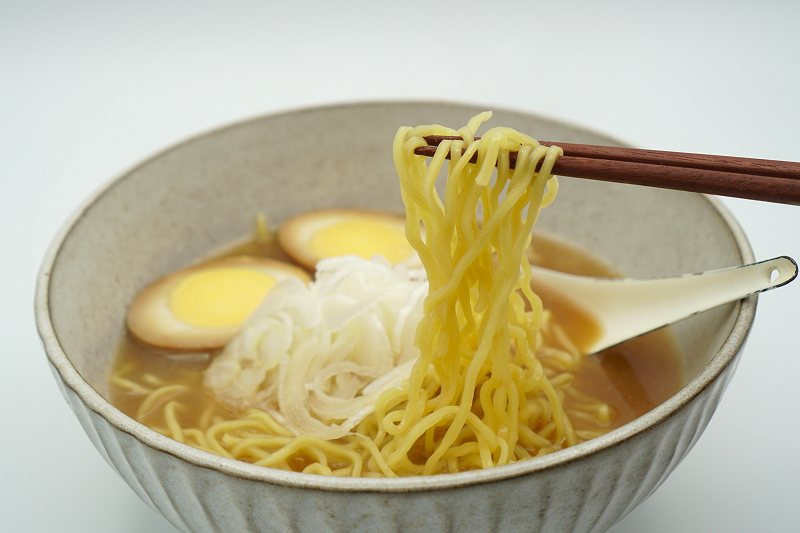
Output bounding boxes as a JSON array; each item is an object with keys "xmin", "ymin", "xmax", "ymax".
[{"xmin": 110, "ymin": 114, "xmax": 616, "ymax": 477}]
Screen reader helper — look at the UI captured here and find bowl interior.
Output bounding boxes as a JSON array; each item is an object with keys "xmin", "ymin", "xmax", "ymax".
[{"xmin": 46, "ymin": 101, "xmax": 747, "ymax": 448}]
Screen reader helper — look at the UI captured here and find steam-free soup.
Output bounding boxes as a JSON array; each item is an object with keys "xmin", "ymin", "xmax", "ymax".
[{"xmin": 111, "ymin": 232, "xmax": 684, "ymax": 474}]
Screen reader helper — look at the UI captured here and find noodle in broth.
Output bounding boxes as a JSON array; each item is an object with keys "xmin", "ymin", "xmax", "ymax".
[{"xmin": 110, "ymin": 114, "xmax": 684, "ymax": 477}]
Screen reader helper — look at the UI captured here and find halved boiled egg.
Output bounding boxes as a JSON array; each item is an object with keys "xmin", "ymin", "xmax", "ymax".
[
  {"xmin": 278, "ymin": 209, "xmax": 417, "ymax": 270},
  {"xmin": 126, "ymin": 256, "xmax": 310, "ymax": 351}
]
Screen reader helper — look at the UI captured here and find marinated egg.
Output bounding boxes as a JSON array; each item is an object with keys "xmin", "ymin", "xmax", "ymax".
[
  {"xmin": 126, "ymin": 256, "xmax": 310, "ymax": 351},
  {"xmin": 278, "ymin": 209, "xmax": 416, "ymax": 270}
]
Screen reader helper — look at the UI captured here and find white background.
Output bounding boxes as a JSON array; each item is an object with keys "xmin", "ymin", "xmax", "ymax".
[{"xmin": 2, "ymin": 1, "xmax": 799, "ymax": 531}]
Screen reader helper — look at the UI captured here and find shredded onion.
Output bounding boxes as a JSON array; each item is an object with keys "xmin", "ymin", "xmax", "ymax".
[{"xmin": 203, "ymin": 256, "xmax": 427, "ymax": 438}]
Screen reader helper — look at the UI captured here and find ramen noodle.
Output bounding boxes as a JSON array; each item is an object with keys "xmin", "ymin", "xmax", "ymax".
[{"xmin": 111, "ymin": 113, "xmax": 683, "ymax": 476}]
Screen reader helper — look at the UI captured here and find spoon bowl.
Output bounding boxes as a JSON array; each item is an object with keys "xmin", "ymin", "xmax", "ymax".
[{"xmin": 533, "ymin": 256, "xmax": 797, "ymax": 354}]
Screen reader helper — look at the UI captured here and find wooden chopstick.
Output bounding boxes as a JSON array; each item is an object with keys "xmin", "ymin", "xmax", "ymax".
[{"xmin": 415, "ymin": 136, "xmax": 800, "ymax": 205}]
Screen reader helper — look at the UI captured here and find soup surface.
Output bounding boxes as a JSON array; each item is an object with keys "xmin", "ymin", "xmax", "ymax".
[{"xmin": 110, "ymin": 231, "xmax": 685, "ymax": 472}]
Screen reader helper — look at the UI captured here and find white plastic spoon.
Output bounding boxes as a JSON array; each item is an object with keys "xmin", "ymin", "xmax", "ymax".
[{"xmin": 532, "ymin": 256, "xmax": 798, "ymax": 354}]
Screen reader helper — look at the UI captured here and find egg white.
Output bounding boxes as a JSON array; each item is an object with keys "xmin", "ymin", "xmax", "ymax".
[
  {"xmin": 277, "ymin": 209, "xmax": 416, "ymax": 270},
  {"xmin": 126, "ymin": 256, "xmax": 310, "ymax": 351}
]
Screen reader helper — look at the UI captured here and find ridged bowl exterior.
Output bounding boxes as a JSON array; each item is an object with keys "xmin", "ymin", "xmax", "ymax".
[
  {"xmin": 36, "ymin": 101, "xmax": 755, "ymax": 532},
  {"xmin": 49, "ymin": 355, "xmax": 739, "ymax": 533}
]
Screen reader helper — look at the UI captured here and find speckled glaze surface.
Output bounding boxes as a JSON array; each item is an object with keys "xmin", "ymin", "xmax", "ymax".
[{"xmin": 36, "ymin": 101, "xmax": 755, "ymax": 533}]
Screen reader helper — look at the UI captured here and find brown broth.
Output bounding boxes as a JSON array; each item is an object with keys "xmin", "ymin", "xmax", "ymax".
[
  {"xmin": 530, "ymin": 233, "xmax": 685, "ymax": 426},
  {"xmin": 111, "ymin": 231, "xmax": 685, "ymax": 449}
]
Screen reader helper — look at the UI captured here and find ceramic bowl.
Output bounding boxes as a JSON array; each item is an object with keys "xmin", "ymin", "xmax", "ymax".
[{"xmin": 35, "ymin": 101, "xmax": 754, "ymax": 532}]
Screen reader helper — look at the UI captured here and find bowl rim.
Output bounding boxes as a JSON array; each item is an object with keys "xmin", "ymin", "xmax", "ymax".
[{"xmin": 34, "ymin": 100, "xmax": 756, "ymax": 493}]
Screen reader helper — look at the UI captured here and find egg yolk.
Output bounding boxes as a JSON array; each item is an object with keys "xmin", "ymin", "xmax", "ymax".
[
  {"xmin": 308, "ymin": 218, "xmax": 413, "ymax": 263},
  {"xmin": 169, "ymin": 267, "xmax": 276, "ymax": 328}
]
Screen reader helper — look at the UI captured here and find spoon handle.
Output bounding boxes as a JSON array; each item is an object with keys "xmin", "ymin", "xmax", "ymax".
[{"xmin": 532, "ymin": 256, "xmax": 798, "ymax": 354}]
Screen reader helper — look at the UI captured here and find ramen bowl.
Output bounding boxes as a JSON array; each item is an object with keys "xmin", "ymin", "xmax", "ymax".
[{"xmin": 35, "ymin": 101, "xmax": 753, "ymax": 532}]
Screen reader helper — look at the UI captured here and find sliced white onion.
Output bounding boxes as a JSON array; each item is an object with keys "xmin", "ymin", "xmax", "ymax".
[{"xmin": 203, "ymin": 256, "xmax": 427, "ymax": 438}]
